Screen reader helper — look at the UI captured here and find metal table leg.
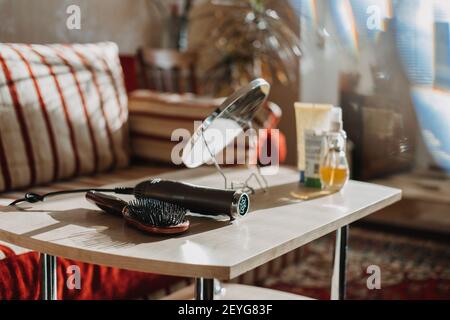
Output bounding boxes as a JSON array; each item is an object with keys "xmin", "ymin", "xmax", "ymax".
[
  {"xmin": 195, "ymin": 278, "xmax": 214, "ymax": 300},
  {"xmin": 330, "ymin": 225, "xmax": 349, "ymax": 300},
  {"xmin": 40, "ymin": 253, "xmax": 57, "ymax": 300}
]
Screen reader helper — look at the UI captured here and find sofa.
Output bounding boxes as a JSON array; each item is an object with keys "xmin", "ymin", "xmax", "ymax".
[{"xmin": 0, "ymin": 42, "xmax": 296, "ymax": 299}]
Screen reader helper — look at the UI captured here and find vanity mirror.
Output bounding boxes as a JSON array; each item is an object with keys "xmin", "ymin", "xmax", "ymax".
[{"xmin": 181, "ymin": 78, "xmax": 271, "ymax": 192}]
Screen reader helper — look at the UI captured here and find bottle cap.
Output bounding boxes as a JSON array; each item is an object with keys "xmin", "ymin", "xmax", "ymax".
[{"xmin": 330, "ymin": 107, "xmax": 343, "ymax": 132}]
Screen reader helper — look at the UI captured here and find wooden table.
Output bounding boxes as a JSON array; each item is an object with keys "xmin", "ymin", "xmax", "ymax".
[{"xmin": 0, "ymin": 166, "xmax": 401, "ymax": 300}]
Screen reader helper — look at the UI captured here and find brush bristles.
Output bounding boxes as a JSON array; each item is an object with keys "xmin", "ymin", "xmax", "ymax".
[{"xmin": 126, "ymin": 198, "xmax": 187, "ymax": 227}]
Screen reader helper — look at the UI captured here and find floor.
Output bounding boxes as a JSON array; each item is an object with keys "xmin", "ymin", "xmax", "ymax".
[{"xmin": 260, "ymin": 226, "xmax": 450, "ymax": 299}]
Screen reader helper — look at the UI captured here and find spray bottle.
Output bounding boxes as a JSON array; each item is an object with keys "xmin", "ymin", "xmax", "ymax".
[{"xmin": 319, "ymin": 107, "xmax": 349, "ymax": 191}]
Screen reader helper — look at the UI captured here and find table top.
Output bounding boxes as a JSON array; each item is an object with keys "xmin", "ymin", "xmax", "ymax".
[{"xmin": 0, "ymin": 166, "xmax": 401, "ymax": 280}]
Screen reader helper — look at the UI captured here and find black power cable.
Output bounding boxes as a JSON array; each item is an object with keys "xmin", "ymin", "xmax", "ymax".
[{"xmin": 9, "ymin": 187, "xmax": 134, "ymax": 206}]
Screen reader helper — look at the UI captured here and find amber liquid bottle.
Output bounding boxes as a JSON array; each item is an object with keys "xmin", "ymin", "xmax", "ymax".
[
  {"xmin": 320, "ymin": 133, "xmax": 349, "ymax": 191},
  {"xmin": 320, "ymin": 108, "xmax": 349, "ymax": 191}
]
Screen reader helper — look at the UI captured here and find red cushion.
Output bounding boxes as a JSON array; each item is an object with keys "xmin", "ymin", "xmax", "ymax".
[
  {"xmin": 258, "ymin": 129, "xmax": 287, "ymax": 165},
  {"xmin": 119, "ymin": 55, "xmax": 138, "ymax": 93},
  {"xmin": 0, "ymin": 251, "xmax": 185, "ymax": 300}
]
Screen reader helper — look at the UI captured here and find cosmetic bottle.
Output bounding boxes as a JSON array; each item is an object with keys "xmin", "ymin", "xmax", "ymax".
[
  {"xmin": 319, "ymin": 108, "xmax": 349, "ymax": 191},
  {"xmin": 294, "ymin": 103, "xmax": 334, "ymax": 184}
]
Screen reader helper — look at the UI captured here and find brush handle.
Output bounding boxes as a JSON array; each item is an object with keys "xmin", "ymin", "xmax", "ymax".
[
  {"xmin": 133, "ymin": 179, "xmax": 250, "ymax": 219},
  {"xmin": 86, "ymin": 191, "xmax": 127, "ymax": 217}
]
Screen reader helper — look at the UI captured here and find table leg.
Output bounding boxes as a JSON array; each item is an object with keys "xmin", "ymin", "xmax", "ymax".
[
  {"xmin": 195, "ymin": 278, "xmax": 214, "ymax": 300},
  {"xmin": 40, "ymin": 253, "xmax": 57, "ymax": 300},
  {"xmin": 330, "ymin": 225, "xmax": 349, "ymax": 300}
]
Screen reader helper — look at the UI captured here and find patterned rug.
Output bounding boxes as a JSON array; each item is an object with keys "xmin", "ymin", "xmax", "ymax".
[{"xmin": 261, "ymin": 227, "xmax": 450, "ymax": 299}]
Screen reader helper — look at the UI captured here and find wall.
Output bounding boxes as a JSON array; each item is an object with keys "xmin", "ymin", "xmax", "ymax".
[{"xmin": 0, "ymin": 0, "xmax": 162, "ymax": 54}]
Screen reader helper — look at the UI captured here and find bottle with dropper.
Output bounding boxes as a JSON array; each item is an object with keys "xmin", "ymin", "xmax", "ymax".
[{"xmin": 319, "ymin": 107, "xmax": 349, "ymax": 191}]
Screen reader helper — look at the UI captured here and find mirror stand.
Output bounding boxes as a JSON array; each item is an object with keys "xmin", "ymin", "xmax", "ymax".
[{"xmin": 201, "ymin": 124, "xmax": 269, "ymax": 194}]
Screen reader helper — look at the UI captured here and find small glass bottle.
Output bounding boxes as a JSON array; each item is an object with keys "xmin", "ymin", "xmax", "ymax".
[{"xmin": 320, "ymin": 108, "xmax": 349, "ymax": 191}]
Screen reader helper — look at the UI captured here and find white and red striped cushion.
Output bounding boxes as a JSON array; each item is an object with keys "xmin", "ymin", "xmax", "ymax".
[{"xmin": 0, "ymin": 42, "xmax": 129, "ymax": 191}]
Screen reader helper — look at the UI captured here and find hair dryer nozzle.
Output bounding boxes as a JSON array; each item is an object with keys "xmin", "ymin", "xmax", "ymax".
[{"xmin": 231, "ymin": 191, "xmax": 250, "ymax": 219}]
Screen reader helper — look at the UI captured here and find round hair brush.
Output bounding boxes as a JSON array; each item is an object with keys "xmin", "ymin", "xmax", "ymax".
[{"xmin": 86, "ymin": 191, "xmax": 189, "ymax": 235}]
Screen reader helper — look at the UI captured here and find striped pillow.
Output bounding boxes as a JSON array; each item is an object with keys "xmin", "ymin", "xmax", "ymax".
[
  {"xmin": 128, "ymin": 90, "xmax": 283, "ymax": 165},
  {"xmin": 0, "ymin": 42, "xmax": 129, "ymax": 192}
]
